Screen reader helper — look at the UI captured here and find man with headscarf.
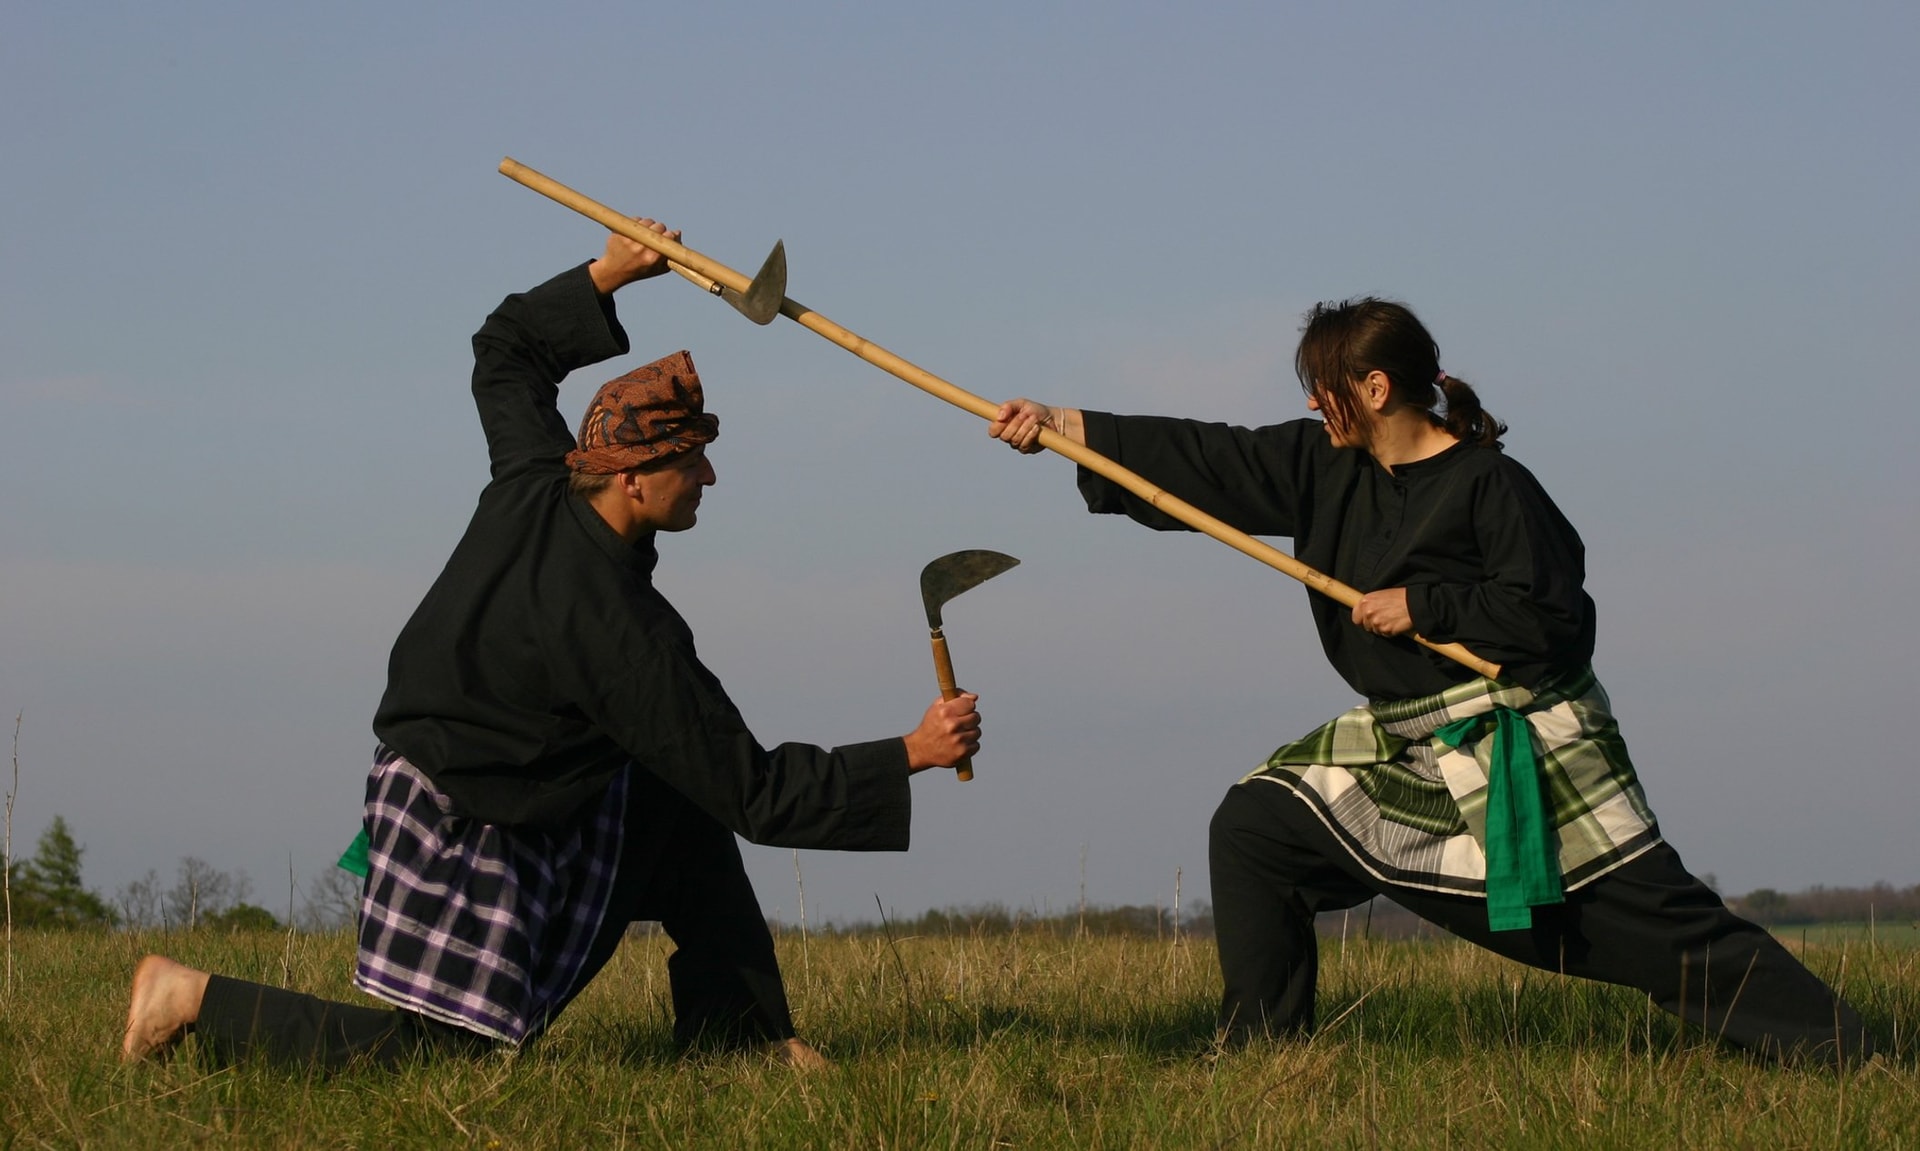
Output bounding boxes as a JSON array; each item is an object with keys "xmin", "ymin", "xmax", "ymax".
[{"xmin": 123, "ymin": 217, "xmax": 983, "ymax": 1070}]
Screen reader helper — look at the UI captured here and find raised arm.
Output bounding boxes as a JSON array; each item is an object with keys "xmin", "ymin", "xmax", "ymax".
[{"xmin": 468, "ymin": 217, "xmax": 680, "ymax": 484}]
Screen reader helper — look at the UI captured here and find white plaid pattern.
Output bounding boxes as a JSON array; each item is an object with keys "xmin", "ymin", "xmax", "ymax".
[{"xmin": 352, "ymin": 750, "xmax": 626, "ymax": 1044}]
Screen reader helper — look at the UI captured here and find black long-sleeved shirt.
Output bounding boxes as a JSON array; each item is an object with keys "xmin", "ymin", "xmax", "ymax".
[
  {"xmin": 373, "ymin": 264, "xmax": 911, "ymax": 844},
  {"xmin": 1076, "ymin": 412, "xmax": 1596, "ymax": 700}
]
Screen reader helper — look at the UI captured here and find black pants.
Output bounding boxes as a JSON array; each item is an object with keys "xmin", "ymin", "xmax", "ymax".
[
  {"xmin": 198, "ymin": 770, "xmax": 791, "ymax": 1068},
  {"xmin": 1208, "ymin": 781, "xmax": 1875, "ymax": 1066}
]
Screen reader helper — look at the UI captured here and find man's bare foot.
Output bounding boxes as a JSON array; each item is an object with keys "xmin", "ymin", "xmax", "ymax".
[
  {"xmin": 768, "ymin": 1036, "xmax": 829, "ymax": 1071},
  {"xmin": 122, "ymin": 955, "xmax": 211, "ymax": 1062}
]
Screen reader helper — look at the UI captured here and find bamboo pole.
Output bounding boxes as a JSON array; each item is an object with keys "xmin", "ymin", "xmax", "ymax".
[{"xmin": 498, "ymin": 158, "xmax": 1502, "ymax": 680}]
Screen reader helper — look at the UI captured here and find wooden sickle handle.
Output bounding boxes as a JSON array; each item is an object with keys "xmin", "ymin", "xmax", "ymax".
[{"xmin": 929, "ymin": 628, "xmax": 973, "ymax": 782}]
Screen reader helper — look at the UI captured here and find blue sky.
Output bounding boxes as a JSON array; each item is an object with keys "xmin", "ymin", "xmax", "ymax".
[{"xmin": 3, "ymin": 1, "xmax": 1916, "ymax": 925}]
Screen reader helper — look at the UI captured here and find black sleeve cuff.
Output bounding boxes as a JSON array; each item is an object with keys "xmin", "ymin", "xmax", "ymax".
[
  {"xmin": 825, "ymin": 737, "xmax": 913, "ymax": 851},
  {"xmin": 520, "ymin": 262, "xmax": 633, "ymax": 373},
  {"xmin": 1074, "ymin": 410, "xmax": 1129, "ymax": 513}
]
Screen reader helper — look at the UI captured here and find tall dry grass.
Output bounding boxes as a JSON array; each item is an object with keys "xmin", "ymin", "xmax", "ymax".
[{"xmin": 1, "ymin": 922, "xmax": 1914, "ymax": 1149}]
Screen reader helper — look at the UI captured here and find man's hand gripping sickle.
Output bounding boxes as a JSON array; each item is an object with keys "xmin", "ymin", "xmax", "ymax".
[{"xmin": 904, "ymin": 693, "xmax": 982, "ymax": 775}]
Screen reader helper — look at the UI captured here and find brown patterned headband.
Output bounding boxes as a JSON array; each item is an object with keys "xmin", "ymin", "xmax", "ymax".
[{"xmin": 566, "ymin": 350, "xmax": 719, "ymax": 474}]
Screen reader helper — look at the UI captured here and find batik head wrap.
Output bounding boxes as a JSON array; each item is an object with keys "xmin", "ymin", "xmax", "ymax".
[{"xmin": 566, "ymin": 350, "xmax": 719, "ymax": 474}]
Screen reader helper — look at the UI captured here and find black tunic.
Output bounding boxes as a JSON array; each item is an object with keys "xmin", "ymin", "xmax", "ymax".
[
  {"xmin": 1075, "ymin": 412, "xmax": 1596, "ymax": 699},
  {"xmin": 373, "ymin": 264, "xmax": 910, "ymax": 845}
]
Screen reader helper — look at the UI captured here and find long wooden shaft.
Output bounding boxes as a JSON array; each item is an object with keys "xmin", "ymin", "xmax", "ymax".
[{"xmin": 498, "ymin": 159, "xmax": 1502, "ymax": 680}]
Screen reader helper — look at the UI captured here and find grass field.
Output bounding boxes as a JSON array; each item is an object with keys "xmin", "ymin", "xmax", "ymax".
[{"xmin": 1, "ymin": 923, "xmax": 1914, "ymax": 1149}]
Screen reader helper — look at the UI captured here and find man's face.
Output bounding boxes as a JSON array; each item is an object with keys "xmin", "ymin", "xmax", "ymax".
[{"xmin": 633, "ymin": 447, "xmax": 716, "ymax": 532}]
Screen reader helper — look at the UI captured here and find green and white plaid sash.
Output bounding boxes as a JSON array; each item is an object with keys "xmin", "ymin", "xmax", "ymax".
[{"xmin": 1247, "ymin": 667, "xmax": 1661, "ymax": 921}]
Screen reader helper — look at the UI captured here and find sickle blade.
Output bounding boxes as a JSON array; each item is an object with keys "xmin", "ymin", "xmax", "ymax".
[{"xmin": 920, "ymin": 549, "xmax": 1020, "ymax": 629}]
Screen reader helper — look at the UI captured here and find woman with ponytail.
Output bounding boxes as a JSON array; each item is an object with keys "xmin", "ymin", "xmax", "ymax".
[{"xmin": 990, "ymin": 297, "xmax": 1873, "ymax": 1066}]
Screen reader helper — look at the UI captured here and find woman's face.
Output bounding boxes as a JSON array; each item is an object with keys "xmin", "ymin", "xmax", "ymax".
[
  {"xmin": 1307, "ymin": 384, "xmax": 1368, "ymax": 449},
  {"xmin": 1307, "ymin": 371, "xmax": 1392, "ymax": 450}
]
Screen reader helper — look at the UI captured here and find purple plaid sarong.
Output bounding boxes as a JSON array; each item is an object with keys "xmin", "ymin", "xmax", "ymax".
[{"xmin": 351, "ymin": 748, "xmax": 628, "ymax": 1045}]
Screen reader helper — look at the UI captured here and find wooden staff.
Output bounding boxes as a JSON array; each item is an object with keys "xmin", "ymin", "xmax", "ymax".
[{"xmin": 498, "ymin": 158, "xmax": 1502, "ymax": 680}]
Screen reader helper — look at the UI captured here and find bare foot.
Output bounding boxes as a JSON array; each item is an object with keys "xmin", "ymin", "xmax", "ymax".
[
  {"xmin": 768, "ymin": 1036, "xmax": 830, "ymax": 1072},
  {"xmin": 122, "ymin": 955, "xmax": 211, "ymax": 1062}
]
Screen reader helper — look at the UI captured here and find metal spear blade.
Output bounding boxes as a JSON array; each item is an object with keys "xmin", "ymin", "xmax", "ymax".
[
  {"xmin": 666, "ymin": 239, "xmax": 786, "ymax": 324},
  {"xmin": 717, "ymin": 240, "xmax": 786, "ymax": 324}
]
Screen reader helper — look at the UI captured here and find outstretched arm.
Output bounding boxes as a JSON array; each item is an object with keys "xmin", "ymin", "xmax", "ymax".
[{"xmin": 989, "ymin": 399, "xmax": 1083, "ymax": 453}]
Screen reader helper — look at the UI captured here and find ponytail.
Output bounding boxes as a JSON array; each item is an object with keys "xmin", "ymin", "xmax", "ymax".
[{"xmin": 1436, "ymin": 373, "xmax": 1506, "ymax": 449}]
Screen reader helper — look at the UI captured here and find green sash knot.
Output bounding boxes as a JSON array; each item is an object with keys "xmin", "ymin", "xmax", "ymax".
[
  {"xmin": 1436, "ymin": 706, "xmax": 1562, "ymax": 931},
  {"xmin": 338, "ymin": 828, "xmax": 371, "ymax": 879}
]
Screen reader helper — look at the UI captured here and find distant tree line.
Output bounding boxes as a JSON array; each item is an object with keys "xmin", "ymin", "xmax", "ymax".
[
  {"xmin": 768, "ymin": 882, "xmax": 1920, "ymax": 941},
  {"xmin": 773, "ymin": 901, "xmax": 1217, "ymax": 940},
  {"xmin": 5, "ymin": 814, "xmax": 360, "ymax": 932},
  {"xmin": 9, "ymin": 814, "xmax": 1919, "ymax": 937},
  {"xmin": 1728, "ymin": 883, "xmax": 1920, "ymax": 927}
]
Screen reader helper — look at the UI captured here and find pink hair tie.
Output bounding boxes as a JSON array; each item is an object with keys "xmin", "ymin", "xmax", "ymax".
[{"xmin": 1435, "ymin": 370, "xmax": 1449, "ymax": 386}]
